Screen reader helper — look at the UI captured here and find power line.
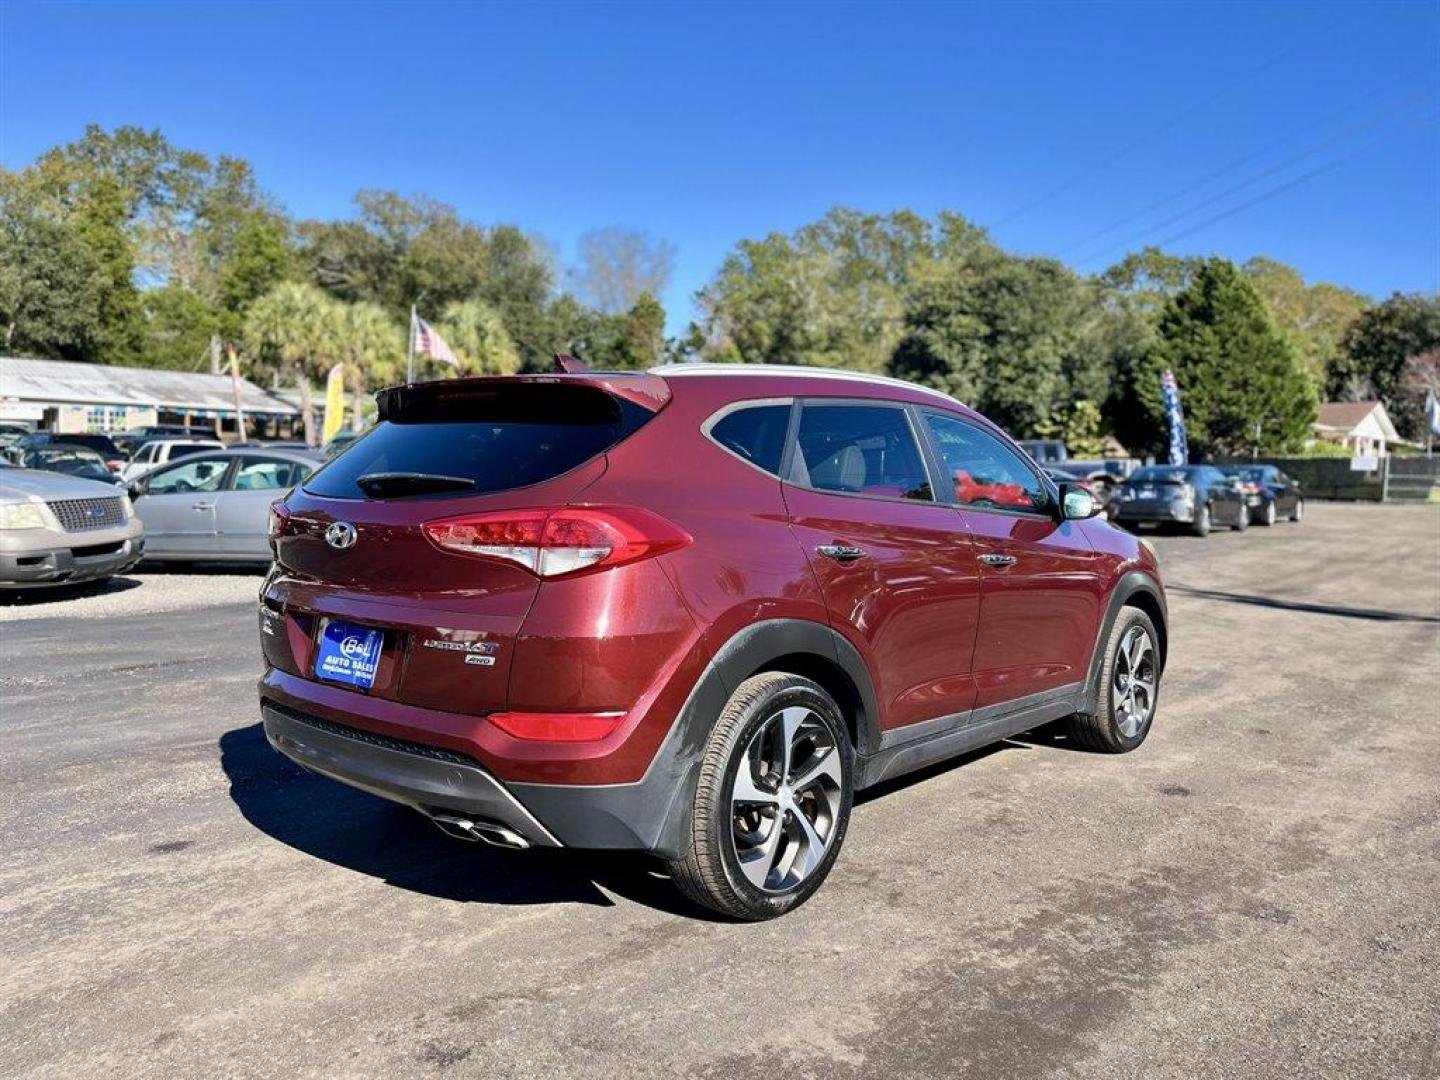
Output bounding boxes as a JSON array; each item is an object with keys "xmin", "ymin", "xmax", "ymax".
[
  {"xmin": 1057, "ymin": 67, "xmax": 1434, "ymax": 261},
  {"xmin": 1070, "ymin": 91, "xmax": 1433, "ymax": 268},
  {"xmin": 991, "ymin": 36, "xmax": 1321, "ymax": 229},
  {"xmin": 1147, "ymin": 111, "xmax": 1439, "ymax": 250}
]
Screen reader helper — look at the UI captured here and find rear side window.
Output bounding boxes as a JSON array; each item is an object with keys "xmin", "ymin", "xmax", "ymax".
[
  {"xmin": 793, "ymin": 404, "xmax": 933, "ymax": 502},
  {"xmin": 166, "ymin": 444, "xmax": 213, "ymax": 462},
  {"xmin": 305, "ymin": 383, "xmax": 652, "ymax": 500},
  {"xmin": 924, "ymin": 412, "xmax": 1047, "ymax": 514},
  {"xmin": 231, "ymin": 456, "xmax": 308, "ymax": 490},
  {"xmin": 709, "ymin": 404, "xmax": 789, "ymax": 475}
]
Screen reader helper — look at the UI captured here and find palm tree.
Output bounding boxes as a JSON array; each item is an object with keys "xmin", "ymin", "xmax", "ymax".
[
  {"xmin": 437, "ymin": 299, "xmax": 521, "ymax": 376},
  {"xmin": 243, "ymin": 282, "xmax": 339, "ymax": 445},
  {"xmin": 333, "ymin": 301, "xmax": 403, "ymax": 428}
]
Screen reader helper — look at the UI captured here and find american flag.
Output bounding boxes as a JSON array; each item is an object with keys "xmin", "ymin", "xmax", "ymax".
[{"xmin": 411, "ymin": 313, "xmax": 460, "ymax": 368}]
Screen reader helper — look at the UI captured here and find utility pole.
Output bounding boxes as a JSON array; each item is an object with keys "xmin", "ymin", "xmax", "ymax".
[
  {"xmin": 407, "ymin": 304, "xmax": 417, "ymax": 384},
  {"xmin": 210, "ymin": 335, "xmax": 224, "ymax": 438},
  {"xmin": 228, "ymin": 344, "xmax": 247, "ymax": 443}
]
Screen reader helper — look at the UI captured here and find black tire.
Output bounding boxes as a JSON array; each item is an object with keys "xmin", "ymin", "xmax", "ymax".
[
  {"xmin": 1257, "ymin": 499, "xmax": 1275, "ymax": 526},
  {"xmin": 1232, "ymin": 506, "xmax": 1248, "ymax": 532},
  {"xmin": 1065, "ymin": 606, "xmax": 1161, "ymax": 754},
  {"xmin": 1290, "ymin": 499, "xmax": 1304, "ymax": 523},
  {"xmin": 1191, "ymin": 503, "xmax": 1212, "ymax": 537},
  {"xmin": 665, "ymin": 672, "xmax": 854, "ymax": 921}
]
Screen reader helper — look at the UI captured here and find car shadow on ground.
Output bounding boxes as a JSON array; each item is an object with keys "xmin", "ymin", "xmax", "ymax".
[
  {"xmin": 139, "ymin": 561, "xmax": 268, "ymax": 576},
  {"xmin": 218, "ymin": 722, "xmax": 715, "ymax": 919},
  {"xmin": 0, "ymin": 574, "xmax": 143, "ymax": 606},
  {"xmin": 1166, "ymin": 584, "xmax": 1440, "ymax": 624}
]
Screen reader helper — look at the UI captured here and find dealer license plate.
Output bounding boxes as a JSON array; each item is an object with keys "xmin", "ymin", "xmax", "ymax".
[{"xmin": 314, "ymin": 619, "xmax": 383, "ymax": 690}]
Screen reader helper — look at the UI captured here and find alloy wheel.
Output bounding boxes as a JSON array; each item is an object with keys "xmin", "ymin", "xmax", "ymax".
[
  {"xmin": 1112, "ymin": 625, "xmax": 1157, "ymax": 738},
  {"xmin": 730, "ymin": 706, "xmax": 844, "ymax": 893}
]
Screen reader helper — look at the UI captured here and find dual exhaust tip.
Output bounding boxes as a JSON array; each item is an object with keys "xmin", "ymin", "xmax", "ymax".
[{"xmin": 428, "ymin": 812, "xmax": 531, "ymax": 850}]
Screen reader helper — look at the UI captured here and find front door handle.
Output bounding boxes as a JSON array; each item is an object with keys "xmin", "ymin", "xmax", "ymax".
[
  {"xmin": 817, "ymin": 544, "xmax": 868, "ymax": 564},
  {"xmin": 192, "ymin": 502, "xmax": 216, "ymax": 511},
  {"xmin": 979, "ymin": 552, "xmax": 1017, "ymax": 568}
]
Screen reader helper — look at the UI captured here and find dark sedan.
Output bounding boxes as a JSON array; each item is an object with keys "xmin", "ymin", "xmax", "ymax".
[
  {"xmin": 1111, "ymin": 465, "xmax": 1247, "ymax": 536},
  {"xmin": 20, "ymin": 446, "xmax": 122, "ymax": 485},
  {"xmin": 1230, "ymin": 465, "xmax": 1304, "ymax": 526}
]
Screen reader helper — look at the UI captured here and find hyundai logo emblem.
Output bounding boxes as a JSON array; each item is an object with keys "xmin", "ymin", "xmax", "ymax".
[{"xmin": 324, "ymin": 522, "xmax": 358, "ymax": 550}]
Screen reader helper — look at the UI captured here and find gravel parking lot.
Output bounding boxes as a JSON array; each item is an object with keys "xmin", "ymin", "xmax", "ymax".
[{"xmin": 2, "ymin": 503, "xmax": 1437, "ymax": 1080}]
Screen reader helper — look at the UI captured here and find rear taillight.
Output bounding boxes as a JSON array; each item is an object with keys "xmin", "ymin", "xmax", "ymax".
[
  {"xmin": 268, "ymin": 501, "xmax": 292, "ymax": 540},
  {"xmin": 422, "ymin": 506, "xmax": 690, "ymax": 578},
  {"xmin": 488, "ymin": 710, "xmax": 626, "ymax": 742},
  {"xmin": 106, "ymin": 459, "xmax": 125, "ymax": 472}
]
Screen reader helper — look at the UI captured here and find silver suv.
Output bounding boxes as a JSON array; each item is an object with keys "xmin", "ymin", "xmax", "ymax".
[{"xmin": 0, "ymin": 465, "xmax": 145, "ymax": 588}]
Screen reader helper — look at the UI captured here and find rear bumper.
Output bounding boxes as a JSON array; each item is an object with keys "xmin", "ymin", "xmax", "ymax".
[
  {"xmin": 0, "ymin": 536, "xmax": 144, "ymax": 588},
  {"xmin": 1113, "ymin": 502, "xmax": 1193, "ymax": 523},
  {"xmin": 261, "ymin": 700, "xmax": 562, "ymax": 848},
  {"xmin": 259, "ymin": 695, "xmax": 699, "ymax": 856}
]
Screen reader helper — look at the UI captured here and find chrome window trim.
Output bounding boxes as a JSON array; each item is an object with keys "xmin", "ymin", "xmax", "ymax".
[
  {"xmin": 918, "ymin": 408, "xmax": 1060, "ymax": 521},
  {"xmin": 699, "ymin": 397, "xmax": 795, "ymax": 480},
  {"xmin": 782, "ymin": 398, "xmax": 940, "ymax": 507}
]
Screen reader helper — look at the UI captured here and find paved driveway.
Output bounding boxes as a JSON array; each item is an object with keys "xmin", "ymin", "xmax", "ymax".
[{"xmin": 2, "ymin": 503, "xmax": 1437, "ymax": 1079}]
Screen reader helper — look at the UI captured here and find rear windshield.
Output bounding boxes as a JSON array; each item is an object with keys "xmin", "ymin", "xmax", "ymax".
[
  {"xmin": 1129, "ymin": 467, "xmax": 1195, "ymax": 484},
  {"xmin": 304, "ymin": 382, "xmax": 653, "ymax": 500}
]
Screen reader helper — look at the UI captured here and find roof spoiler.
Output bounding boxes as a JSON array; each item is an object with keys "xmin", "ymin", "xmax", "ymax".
[{"xmin": 376, "ymin": 371, "xmax": 672, "ymax": 421}]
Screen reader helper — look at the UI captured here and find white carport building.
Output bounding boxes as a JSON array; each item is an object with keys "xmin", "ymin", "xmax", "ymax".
[{"xmin": 0, "ymin": 356, "xmax": 299, "ymax": 437}]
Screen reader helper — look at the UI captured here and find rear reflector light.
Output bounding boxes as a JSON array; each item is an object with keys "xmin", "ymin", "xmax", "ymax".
[
  {"xmin": 422, "ymin": 506, "xmax": 689, "ymax": 578},
  {"xmin": 488, "ymin": 711, "xmax": 625, "ymax": 742},
  {"xmin": 268, "ymin": 501, "xmax": 292, "ymax": 539}
]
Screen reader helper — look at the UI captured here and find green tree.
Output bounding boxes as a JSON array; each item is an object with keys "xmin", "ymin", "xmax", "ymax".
[
  {"xmin": 218, "ymin": 216, "xmax": 294, "ymax": 317},
  {"xmin": 1113, "ymin": 259, "xmax": 1317, "ymax": 458},
  {"xmin": 141, "ymin": 285, "xmax": 223, "ymax": 371},
  {"xmin": 615, "ymin": 292, "xmax": 667, "ymax": 368},
  {"xmin": 436, "ymin": 299, "xmax": 521, "ymax": 375},
  {"xmin": 1328, "ymin": 292, "xmax": 1440, "ymax": 439},
  {"xmin": 0, "ymin": 171, "xmax": 103, "ymax": 357},
  {"xmin": 889, "ymin": 246, "xmax": 1097, "ymax": 436},
  {"xmin": 700, "ymin": 207, "xmax": 932, "ymax": 371},
  {"xmin": 1243, "ymin": 257, "xmax": 1369, "ymax": 383},
  {"xmin": 243, "ymin": 282, "xmax": 341, "ymax": 444},
  {"xmin": 332, "ymin": 301, "xmax": 403, "ymax": 427}
]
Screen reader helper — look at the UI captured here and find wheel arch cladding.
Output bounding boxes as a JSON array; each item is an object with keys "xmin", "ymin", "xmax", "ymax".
[
  {"xmin": 506, "ymin": 618, "xmax": 879, "ymax": 858},
  {"xmin": 1082, "ymin": 571, "xmax": 1168, "ymax": 711},
  {"xmin": 751, "ymin": 652, "xmax": 866, "ymax": 754}
]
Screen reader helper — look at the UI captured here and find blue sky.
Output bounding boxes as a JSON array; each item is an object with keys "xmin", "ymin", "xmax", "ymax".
[{"xmin": 2, "ymin": 0, "xmax": 1436, "ymax": 333}]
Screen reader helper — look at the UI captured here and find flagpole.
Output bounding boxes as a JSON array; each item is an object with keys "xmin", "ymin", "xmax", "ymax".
[{"xmin": 407, "ymin": 304, "xmax": 417, "ymax": 384}]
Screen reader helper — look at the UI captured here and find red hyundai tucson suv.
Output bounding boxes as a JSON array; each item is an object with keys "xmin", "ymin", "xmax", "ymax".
[{"xmin": 259, "ymin": 364, "xmax": 1167, "ymax": 919}]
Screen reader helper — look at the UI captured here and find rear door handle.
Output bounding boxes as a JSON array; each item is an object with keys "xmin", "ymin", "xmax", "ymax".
[
  {"xmin": 817, "ymin": 544, "xmax": 868, "ymax": 564},
  {"xmin": 979, "ymin": 553, "xmax": 1017, "ymax": 568},
  {"xmin": 192, "ymin": 502, "xmax": 216, "ymax": 511}
]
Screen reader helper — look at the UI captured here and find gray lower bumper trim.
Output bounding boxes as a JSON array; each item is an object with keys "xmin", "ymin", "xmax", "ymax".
[{"xmin": 261, "ymin": 703, "xmax": 561, "ymax": 848}]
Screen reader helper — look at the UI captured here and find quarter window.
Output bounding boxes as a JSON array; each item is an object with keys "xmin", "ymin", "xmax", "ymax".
[
  {"xmin": 793, "ymin": 405, "xmax": 932, "ymax": 502},
  {"xmin": 924, "ymin": 413, "xmax": 1048, "ymax": 514},
  {"xmin": 709, "ymin": 404, "xmax": 790, "ymax": 475}
]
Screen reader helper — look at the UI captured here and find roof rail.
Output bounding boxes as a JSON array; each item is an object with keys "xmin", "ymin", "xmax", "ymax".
[{"xmin": 648, "ymin": 363, "xmax": 964, "ymax": 407}]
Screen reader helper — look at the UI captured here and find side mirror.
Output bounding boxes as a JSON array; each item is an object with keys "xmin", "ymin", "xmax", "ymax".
[
  {"xmin": 126, "ymin": 480, "xmax": 146, "ymax": 499},
  {"xmin": 1059, "ymin": 483, "xmax": 1102, "ymax": 520}
]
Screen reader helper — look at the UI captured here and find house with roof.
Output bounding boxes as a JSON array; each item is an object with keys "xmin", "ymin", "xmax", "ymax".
[
  {"xmin": 1312, "ymin": 400, "xmax": 1399, "ymax": 458},
  {"xmin": 0, "ymin": 355, "xmax": 299, "ymax": 438}
]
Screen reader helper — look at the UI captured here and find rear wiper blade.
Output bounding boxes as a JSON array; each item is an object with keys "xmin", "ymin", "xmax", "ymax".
[{"xmin": 356, "ymin": 472, "xmax": 477, "ymax": 497}]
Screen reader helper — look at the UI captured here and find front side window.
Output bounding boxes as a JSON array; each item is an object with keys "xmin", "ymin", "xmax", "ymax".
[
  {"xmin": 147, "ymin": 456, "xmax": 229, "ymax": 495},
  {"xmin": 793, "ymin": 404, "xmax": 932, "ymax": 502},
  {"xmin": 924, "ymin": 412, "xmax": 1048, "ymax": 514}
]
